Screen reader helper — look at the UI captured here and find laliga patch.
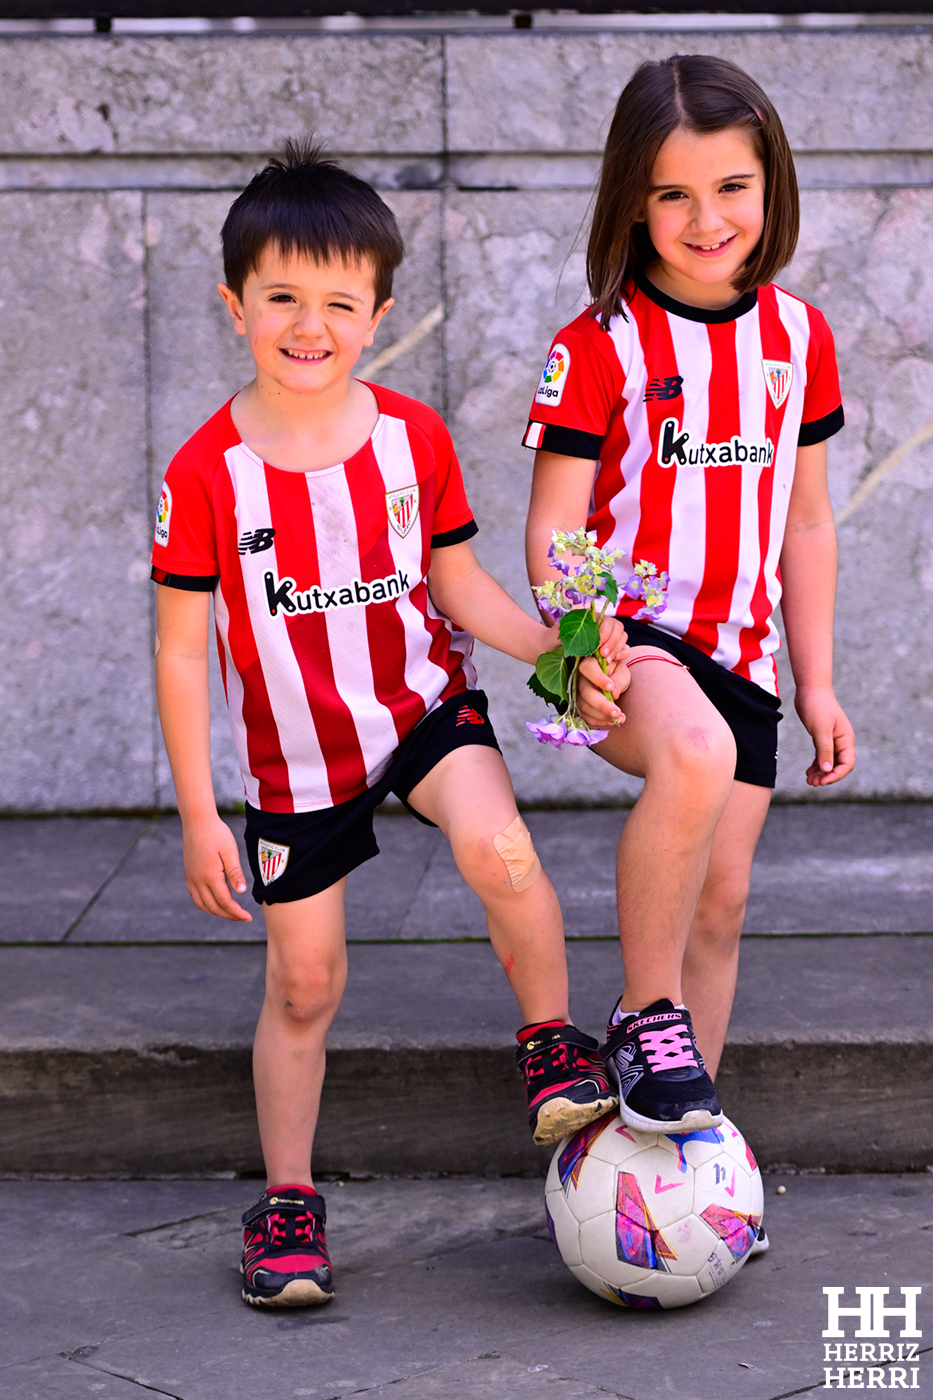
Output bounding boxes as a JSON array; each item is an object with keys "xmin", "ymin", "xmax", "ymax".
[
  {"xmin": 258, "ymin": 839, "xmax": 289, "ymax": 886},
  {"xmin": 762, "ymin": 359, "xmax": 792, "ymax": 410},
  {"xmin": 535, "ymin": 342, "xmax": 570, "ymax": 407},
  {"xmin": 386, "ymin": 484, "xmax": 419, "ymax": 538},
  {"xmin": 154, "ymin": 480, "xmax": 172, "ymax": 547}
]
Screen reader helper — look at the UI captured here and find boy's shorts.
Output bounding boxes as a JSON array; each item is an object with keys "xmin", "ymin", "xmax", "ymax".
[
  {"xmin": 244, "ymin": 690, "xmax": 501, "ymax": 905},
  {"xmin": 620, "ymin": 618, "xmax": 783, "ymax": 789}
]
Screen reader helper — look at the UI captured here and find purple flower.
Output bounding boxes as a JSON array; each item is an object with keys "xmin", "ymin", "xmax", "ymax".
[
  {"xmin": 564, "ymin": 726, "xmax": 609, "ymax": 746},
  {"xmin": 565, "ymin": 588, "xmax": 584, "ymax": 606},
  {"xmin": 622, "ymin": 574, "xmax": 643, "ymax": 600},
  {"xmin": 526, "ymin": 717, "xmax": 568, "ymax": 746},
  {"xmin": 633, "ymin": 604, "xmax": 665, "ymax": 622}
]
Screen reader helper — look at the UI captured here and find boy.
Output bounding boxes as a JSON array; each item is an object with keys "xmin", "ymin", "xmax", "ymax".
[{"xmin": 151, "ymin": 139, "xmax": 626, "ymax": 1308}]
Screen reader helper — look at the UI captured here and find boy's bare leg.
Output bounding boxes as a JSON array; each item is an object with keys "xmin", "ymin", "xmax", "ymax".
[
  {"xmin": 681, "ymin": 780, "xmax": 771, "ymax": 1077},
  {"xmin": 405, "ymin": 745, "xmax": 569, "ymax": 1025},
  {"xmin": 591, "ymin": 648, "xmax": 737, "ymax": 1013},
  {"xmin": 252, "ymin": 879, "xmax": 348, "ymax": 1189}
]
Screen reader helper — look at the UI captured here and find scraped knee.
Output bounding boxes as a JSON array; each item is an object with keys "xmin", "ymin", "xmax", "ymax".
[{"xmin": 492, "ymin": 815, "xmax": 542, "ymax": 892}]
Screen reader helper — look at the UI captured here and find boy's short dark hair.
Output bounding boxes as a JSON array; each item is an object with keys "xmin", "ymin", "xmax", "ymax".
[
  {"xmin": 587, "ymin": 55, "xmax": 799, "ymax": 327},
  {"xmin": 221, "ymin": 136, "xmax": 404, "ymax": 309}
]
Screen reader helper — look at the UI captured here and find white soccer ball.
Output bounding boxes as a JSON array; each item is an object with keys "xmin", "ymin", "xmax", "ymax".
[{"xmin": 545, "ymin": 1112, "xmax": 764, "ymax": 1309}]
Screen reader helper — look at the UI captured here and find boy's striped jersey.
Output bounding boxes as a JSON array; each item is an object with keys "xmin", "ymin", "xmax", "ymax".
[
  {"xmin": 523, "ymin": 273, "xmax": 844, "ymax": 696},
  {"xmin": 151, "ymin": 386, "xmax": 479, "ymax": 813}
]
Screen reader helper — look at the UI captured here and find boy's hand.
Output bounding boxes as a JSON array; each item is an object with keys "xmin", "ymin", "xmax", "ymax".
[
  {"xmin": 182, "ymin": 814, "xmax": 253, "ymax": 922},
  {"xmin": 576, "ymin": 616, "xmax": 631, "ymax": 728},
  {"xmin": 794, "ymin": 684, "xmax": 856, "ymax": 786}
]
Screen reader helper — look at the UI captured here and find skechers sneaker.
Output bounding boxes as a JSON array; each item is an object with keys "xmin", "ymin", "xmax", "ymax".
[
  {"xmin": 240, "ymin": 1186, "xmax": 334, "ymax": 1307},
  {"xmin": 749, "ymin": 1224, "xmax": 770, "ymax": 1256},
  {"xmin": 516, "ymin": 1022, "xmax": 618, "ymax": 1146},
  {"xmin": 600, "ymin": 998, "xmax": 723, "ymax": 1134}
]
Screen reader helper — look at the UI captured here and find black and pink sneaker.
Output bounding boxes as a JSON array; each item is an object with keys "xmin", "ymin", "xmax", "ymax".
[
  {"xmin": 601, "ymin": 998, "xmax": 723, "ymax": 1134},
  {"xmin": 516, "ymin": 1022, "xmax": 618, "ymax": 1146},
  {"xmin": 240, "ymin": 1186, "xmax": 334, "ymax": 1307}
]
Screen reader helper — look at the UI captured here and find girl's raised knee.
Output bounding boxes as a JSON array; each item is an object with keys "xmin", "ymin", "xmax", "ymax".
[{"xmin": 268, "ymin": 964, "xmax": 344, "ymax": 1024}]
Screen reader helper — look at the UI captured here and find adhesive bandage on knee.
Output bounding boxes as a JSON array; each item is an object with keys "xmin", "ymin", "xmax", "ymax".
[{"xmin": 493, "ymin": 815, "xmax": 542, "ymax": 892}]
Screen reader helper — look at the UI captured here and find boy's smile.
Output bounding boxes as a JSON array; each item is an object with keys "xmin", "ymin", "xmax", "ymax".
[
  {"xmin": 219, "ymin": 247, "xmax": 392, "ymax": 401},
  {"xmin": 641, "ymin": 126, "xmax": 765, "ymax": 310}
]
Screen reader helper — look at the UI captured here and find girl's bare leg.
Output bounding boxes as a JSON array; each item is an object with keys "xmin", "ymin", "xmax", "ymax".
[
  {"xmin": 253, "ymin": 880, "xmax": 348, "ymax": 1189},
  {"xmin": 406, "ymin": 745, "xmax": 569, "ymax": 1025},
  {"xmin": 682, "ymin": 780, "xmax": 771, "ymax": 1076},
  {"xmin": 591, "ymin": 648, "xmax": 737, "ymax": 1012}
]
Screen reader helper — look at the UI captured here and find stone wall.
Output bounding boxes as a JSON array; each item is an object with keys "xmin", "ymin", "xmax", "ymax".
[{"xmin": 1, "ymin": 27, "xmax": 931, "ymax": 810}]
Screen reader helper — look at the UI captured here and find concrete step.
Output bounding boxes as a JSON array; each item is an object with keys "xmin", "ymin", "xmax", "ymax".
[
  {"xmin": 2, "ymin": 935, "xmax": 931, "ymax": 1176},
  {"xmin": 3, "ymin": 804, "xmax": 933, "ymax": 945}
]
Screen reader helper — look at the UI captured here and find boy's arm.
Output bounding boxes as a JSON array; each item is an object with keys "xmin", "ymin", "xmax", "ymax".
[
  {"xmin": 779, "ymin": 440, "xmax": 855, "ymax": 787},
  {"xmin": 426, "ymin": 538, "xmax": 627, "ymax": 725},
  {"xmin": 155, "ymin": 586, "xmax": 252, "ymax": 921}
]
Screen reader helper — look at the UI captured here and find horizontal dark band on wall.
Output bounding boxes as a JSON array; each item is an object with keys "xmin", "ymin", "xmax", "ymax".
[{"xmin": 4, "ymin": 0, "xmax": 933, "ymax": 18}]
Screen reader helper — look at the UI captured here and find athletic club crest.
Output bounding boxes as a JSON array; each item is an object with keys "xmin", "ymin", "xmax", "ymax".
[
  {"xmin": 762, "ymin": 359, "xmax": 793, "ymax": 410},
  {"xmin": 386, "ymin": 485, "xmax": 419, "ymax": 538},
  {"xmin": 258, "ymin": 839, "xmax": 289, "ymax": 886}
]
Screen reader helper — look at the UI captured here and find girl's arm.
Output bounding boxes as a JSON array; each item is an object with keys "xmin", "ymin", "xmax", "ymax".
[
  {"xmin": 427, "ymin": 537, "xmax": 627, "ymax": 725},
  {"xmin": 779, "ymin": 440, "xmax": 855, "ymax": 787},
  {"xmin": 525, "ymin": 450, "xmax": 631, "ymax": 724},
  {"xmin": 526, "ymin": 451, "xmax": 599, "ymax": 590},
  {"xmin": 155, "ymin": 587, "xmax": 252, "ymax": 921}
]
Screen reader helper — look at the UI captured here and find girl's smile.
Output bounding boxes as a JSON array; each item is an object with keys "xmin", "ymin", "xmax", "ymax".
[{"xmin": 641, "ymin": 125, "xmax": 765, "ymax": 310}]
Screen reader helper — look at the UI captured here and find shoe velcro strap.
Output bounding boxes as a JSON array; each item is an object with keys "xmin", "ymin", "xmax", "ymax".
[
  {"xmin": 516, "ymin": 1024, "xmax": 598, "ymax": 1062},
  {"xmin": 242, "ymin": 1192, "xmax": 326, "ymax": 1228}
]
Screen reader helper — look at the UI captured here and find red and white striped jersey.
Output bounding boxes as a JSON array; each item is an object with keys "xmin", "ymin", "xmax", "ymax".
[
  {"xmin": 152, "ymin": 387, "xmax": 479, "ymax": 813},
  {"xmin": 523, "ymin": 274, "xmax": 844, "ymax": 695}
]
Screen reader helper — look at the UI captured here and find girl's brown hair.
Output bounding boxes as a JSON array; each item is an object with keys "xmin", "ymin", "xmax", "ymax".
[{"xmin": 587, "ymin": 54, "xmax": 798, "ymax": 327}]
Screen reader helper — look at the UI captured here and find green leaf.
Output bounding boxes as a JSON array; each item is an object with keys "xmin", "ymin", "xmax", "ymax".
[
  {"xmin": 602, "ymin": 574, "xmax": 618, "ymax": 605},
  {"xmin": 558, "ymin": 608, "xmax": 600, "ymax": 658},
  {"xmin": 527, "ymin": 670, "xmax": 559, "ymax": 703},
  {"xmin": 534, "ymin": 649, "xmax": 568, "ymax": 701}
]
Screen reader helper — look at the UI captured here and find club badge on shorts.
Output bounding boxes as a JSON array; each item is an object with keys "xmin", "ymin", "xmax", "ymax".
[
  {"xmin": 762, "ymin": 359, "xmax": 792, "ymax": 410},
  {"xmin": 258, "ymin": 839, "xmax": 290, "ymax": 886},
  {"xmin": 386, "ymin": 485, "xmax": 419, "ymax": 538}
]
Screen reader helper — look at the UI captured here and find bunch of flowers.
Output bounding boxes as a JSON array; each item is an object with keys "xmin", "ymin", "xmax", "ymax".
[{"xmin": 527, "ymin": 529, "xmax": 669, "ymax": 750}]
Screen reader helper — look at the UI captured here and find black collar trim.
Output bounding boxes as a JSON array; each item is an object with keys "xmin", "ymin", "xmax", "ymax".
[{"xmin": 634, "ymin": 269, "xmax": 758, "ymax": 324}]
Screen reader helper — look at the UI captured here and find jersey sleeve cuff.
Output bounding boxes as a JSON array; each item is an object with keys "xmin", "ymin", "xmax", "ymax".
[
  {"xmin": 522, "ymin": 420, "xmax": 604, "ymax": 459},
  {"xmin": 798, "ymin": 404, "xmax": 844, "ymax": 447},
  {"xmin": 431, "ymin": 519, "xmax": 479, "ymax": 548},
  {"xmin": 151, "ymin": 566, "xmax": 219, "ymax": 591}
]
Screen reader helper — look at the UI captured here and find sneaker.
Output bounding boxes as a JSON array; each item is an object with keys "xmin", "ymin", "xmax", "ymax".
[
  {"xmin": 240, "ymin": 1186, "xmax": 334, "ymax": 1307},
  {"xmin": 601, "ymin": 998, "xmax": 723, "ymax": 1134},
  {"xmin": 516, "ymin": 1022, "xmax": 618, "ymax": 1146},
  {"xmin": 749, "ymin": 1224, "xmax": 770, "ymax": 1256}
]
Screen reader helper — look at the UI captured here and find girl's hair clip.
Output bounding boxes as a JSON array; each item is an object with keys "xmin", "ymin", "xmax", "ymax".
[{"xmin": 753, "ymin": 106, "xmax": 765, "ymax": 123}]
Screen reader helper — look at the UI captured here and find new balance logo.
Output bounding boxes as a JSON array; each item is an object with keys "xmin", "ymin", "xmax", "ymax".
[
  {"xmin": 658, "ymin": 417, "xmax": 774, "ymax": 469},
  {"xmin": 264, "ymin": 566, "xmax": 410, "ymax": 618},
  {"xmin": 455, "ymin": 706, "xmax": 485, "ymax": 727},
  {"xmin": 239, "ymin": 528, "xmax": 276, "ymax": 555},
  {"xmin": 644, "ymin": 375, "xmax": 684, "ymax": 402}
]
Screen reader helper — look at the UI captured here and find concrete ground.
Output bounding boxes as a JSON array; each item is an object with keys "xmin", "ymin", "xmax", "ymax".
[
  {"xmin": 1, "ymin": 1173, "xmax": 931, "ymax": 1400},
  {"xmin": 1, "ymin": 805, "xmax": 931, "ymax": 1398}
]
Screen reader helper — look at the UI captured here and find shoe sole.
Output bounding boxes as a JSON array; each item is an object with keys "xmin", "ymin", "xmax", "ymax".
[
  {"xmin": 619, "ymin": 1101, "xmax": 724, "ymax": 1135},
  {"xmin": 533, "ymin": 1093, "xmax": 618, "ymax": 1146},
  {"xmin": 242, "ymin": 1279, "xmax": 334, "ymax": 1307},
  {"xmin": 749, "ymin": 1233, "xmax": 770, "ymax": 1257}
]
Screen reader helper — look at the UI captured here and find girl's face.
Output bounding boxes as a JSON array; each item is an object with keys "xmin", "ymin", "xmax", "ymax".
[{"xmin": 642, "ymin": 125, "xmax": 765, "ymax": 309}]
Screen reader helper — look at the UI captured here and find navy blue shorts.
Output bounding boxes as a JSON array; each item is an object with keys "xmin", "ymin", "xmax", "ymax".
[
  {"xmin": 620, "ymin": 619, "xmax": 782, "ymax": 789},
  {"xmin": 244, "ymin": 690, "xmax": 500, "ymax": 904}
]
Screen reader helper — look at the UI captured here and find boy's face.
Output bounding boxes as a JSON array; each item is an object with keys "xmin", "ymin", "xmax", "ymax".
[{"xmin": 219, "ymin": 246, "xmax": 392, "ymax": 398}]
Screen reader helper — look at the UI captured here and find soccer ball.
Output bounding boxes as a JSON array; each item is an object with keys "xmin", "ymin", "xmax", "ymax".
[{"xmin": 545, "ymin": 1112, "xmax": 763, "ymax": 1309}]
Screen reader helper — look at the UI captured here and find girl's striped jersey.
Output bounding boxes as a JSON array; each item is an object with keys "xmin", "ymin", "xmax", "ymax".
[
  {"xmin": 151, "ymin": 387, "xmax": 479, "ymax": 813},
  {"xmin": 523, "ymin": 273, "xmax": 844, "ymax": 695}
]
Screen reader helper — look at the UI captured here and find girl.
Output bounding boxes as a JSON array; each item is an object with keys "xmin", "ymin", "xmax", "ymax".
[{"xmin": 524, "ymin": 55, "xmax": 855, "ymax": 1146}]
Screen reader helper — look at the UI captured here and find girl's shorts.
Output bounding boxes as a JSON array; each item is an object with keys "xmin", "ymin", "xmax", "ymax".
[
  {"xmin": 619, "ymin": 618, "xmax": 783, "ymax": 789},
  {"xmin": 244, "ymin": 690, "xmax": 500, "ymax": 905}
]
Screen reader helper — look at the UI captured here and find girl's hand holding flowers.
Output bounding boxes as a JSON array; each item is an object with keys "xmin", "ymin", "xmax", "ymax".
[{"xmin": 527, "ymin": 530, "xmax": 668, "ymax": 750}]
